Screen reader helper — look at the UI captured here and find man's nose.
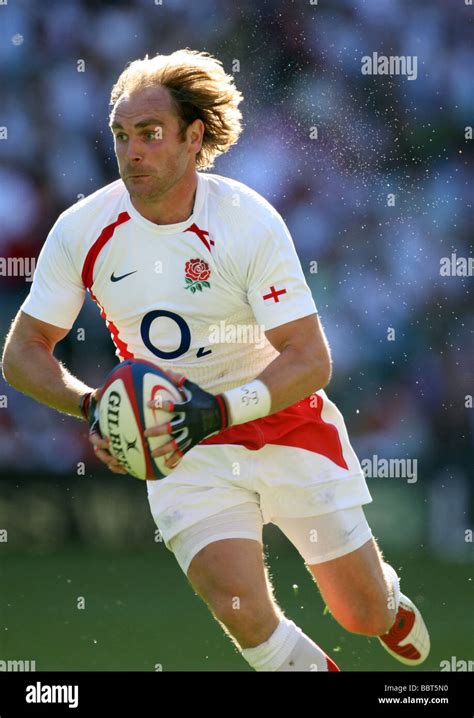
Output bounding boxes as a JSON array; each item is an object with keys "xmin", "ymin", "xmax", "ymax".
[{"xmin": 125, "ymin": 137, "xmax": 144, "ymax": 161}]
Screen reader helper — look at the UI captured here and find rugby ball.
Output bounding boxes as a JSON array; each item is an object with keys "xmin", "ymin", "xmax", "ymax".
[{"xmin": 98, "ymin": 359, "xmax": 184, "ymax": 480}]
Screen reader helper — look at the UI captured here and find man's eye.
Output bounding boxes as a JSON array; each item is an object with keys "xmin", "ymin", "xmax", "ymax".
[
  {"xmin": 145, "ymin": 130, "xmax": 160, "ymax": 140},
  {"xmin": 115, "ymin": 133, "xmax": 127, "ymax": 142}
]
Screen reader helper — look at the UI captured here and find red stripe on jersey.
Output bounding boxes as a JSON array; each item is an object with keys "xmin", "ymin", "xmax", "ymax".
[
  {"xmin": 201, "ymin": 392, "xmax": 349, "ymax": 470},
  {"xmin": 185, "ymin": 223, "xmax": 214, "ymax": 253},
  {"xmin": 89, "ymin": 287, "xmax": 134, "ymax": 361},
  {"xmin": 80, "ymin": 212, "xmax": 133, "ymax": 360},
  {"xmin": 81, "ymin": 211, "xmax": 131, "ymax": 290}
]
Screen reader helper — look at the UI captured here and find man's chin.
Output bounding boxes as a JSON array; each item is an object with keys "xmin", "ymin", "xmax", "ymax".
[{"xmin": 125, "ymin": 179, "xmax": 160, "ymax": 201}]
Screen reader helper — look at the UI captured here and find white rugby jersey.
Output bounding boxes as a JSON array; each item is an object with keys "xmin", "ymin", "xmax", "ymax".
[{"xmin": 21, "ymin": 172, "xmax": 317, "ymax": 394}]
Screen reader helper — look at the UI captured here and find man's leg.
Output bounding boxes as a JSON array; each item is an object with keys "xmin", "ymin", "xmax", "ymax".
[
  {"xmin": 169, "ymin": 502, "xmax": 340, "ymax": 671},
  {"xmin": 273, "ymin": 507, "xmax": 430, "ymax": 665},
  {"xmin": 308, "ymin": 537, "xmax": 397, "ymax": 635},
  {"xmin": 308, "ymin": 538, "xmax": 430, "ymax": 665}
]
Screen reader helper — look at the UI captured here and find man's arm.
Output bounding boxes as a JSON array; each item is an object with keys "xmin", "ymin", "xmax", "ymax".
[
  {"xmin": 2, "ymin": 310, "xmax": 127, "ymax": 474},
  {"xmin": 258, "ymin": 312, "xmax": 331, "ymax": 414},
  {"xmin": 2, "ymin": 310, "xmax": 92, "ymax": 417}
]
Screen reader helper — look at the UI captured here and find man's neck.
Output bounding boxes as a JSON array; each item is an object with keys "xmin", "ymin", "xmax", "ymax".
[{"xmin": 130, "ymin": 170, "xmax": 198, "ymax": 225}]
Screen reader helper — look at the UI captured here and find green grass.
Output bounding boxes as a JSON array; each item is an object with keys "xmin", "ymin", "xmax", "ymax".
[{"xmin": 1, "ymin": 538, "xmax": 472, "ymax": 672}]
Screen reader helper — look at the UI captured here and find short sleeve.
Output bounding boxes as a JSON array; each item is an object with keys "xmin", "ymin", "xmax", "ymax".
[
  {"xmin": 246, "ymin": 212, "xmax": 317, "ymax": 331},
  {"xmin": 21, "ymin": 219, "xmax": 86, "ymax": 330}
]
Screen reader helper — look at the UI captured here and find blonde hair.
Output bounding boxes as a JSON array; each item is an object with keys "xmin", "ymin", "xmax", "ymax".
[{"xmin": 110, "ymin": 48, "xmax": 243, "ymax": 170}]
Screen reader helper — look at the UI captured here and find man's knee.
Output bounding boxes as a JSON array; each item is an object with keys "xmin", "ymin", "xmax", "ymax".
[
  {"xmin": 186, "ymin": 538, "xmax": 280, "ymax": 647},
  {"xmin": 187, "ymin": 538, "xmax": 266, "ymax": 600},
  {"xmin": 335, "ymin": 595, "xmax": 396, "ymax": 636},
  {"xmin": 191, "ymin": 572, "xmax": 280, "ymax": 646},
  {"xmin": 210, "ymin": 590, "xmax": 279, "ymax": 644}
]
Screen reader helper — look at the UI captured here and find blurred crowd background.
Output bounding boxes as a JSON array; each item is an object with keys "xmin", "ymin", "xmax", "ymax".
[
  {"xmin": 0, "ymin": 0, "xmax": 472, "ymax": 674},
  {"xmin": 0, "ymin": 0, "xmax": 472, "ymax": 558}
]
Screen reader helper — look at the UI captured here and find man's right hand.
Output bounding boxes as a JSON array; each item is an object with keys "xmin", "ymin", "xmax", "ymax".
[{"xmin": 83, "ymin": 389, "xmax": 129, "ymax": 475}]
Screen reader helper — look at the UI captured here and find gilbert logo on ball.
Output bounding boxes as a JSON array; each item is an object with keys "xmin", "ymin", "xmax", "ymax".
[{"xmin": 98, "ymin": 359, "xmax": 183, "ymax": 480}]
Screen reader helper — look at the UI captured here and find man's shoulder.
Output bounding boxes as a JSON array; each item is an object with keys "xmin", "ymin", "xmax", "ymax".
[
  {"xmin": 201, "ymin": 171, "xmax": 282, "ymax": 225},
  {"xmin": 55, "ymin": 179, "xmax": 127, "ymax": 234}
]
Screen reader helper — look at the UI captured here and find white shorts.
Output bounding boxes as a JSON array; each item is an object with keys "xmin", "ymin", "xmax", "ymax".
[
  {"xmin": 168, "ymin": 501, "xmax": 373, "ymax": 575},
  {"xmin": 146, "ymin": 390, "xmax": 372, "ymax": 574}
]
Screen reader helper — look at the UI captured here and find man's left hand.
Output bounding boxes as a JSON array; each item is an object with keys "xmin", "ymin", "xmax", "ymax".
[{"xmin": 144, "ymin": 372, "xmax": 229, "ymax": 469}]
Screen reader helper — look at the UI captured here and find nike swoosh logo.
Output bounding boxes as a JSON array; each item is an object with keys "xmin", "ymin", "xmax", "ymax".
[
  {"xmin": 110, "ymin": 270, "xmax": 138, "ymax": 282},
  {"xmin": 197, "ymin": 347, "xmax": 212, "ymax": 358}
]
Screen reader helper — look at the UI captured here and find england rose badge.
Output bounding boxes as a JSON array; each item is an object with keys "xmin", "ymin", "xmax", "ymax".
[{"xmin": 184, "ymin": 258, "xmax": 211, "ymax": 293}]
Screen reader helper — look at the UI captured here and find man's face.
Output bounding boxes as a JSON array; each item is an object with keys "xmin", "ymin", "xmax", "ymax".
[{"xmin": 109, "ymin": 86, "xmax": 198, "ymax": 202}]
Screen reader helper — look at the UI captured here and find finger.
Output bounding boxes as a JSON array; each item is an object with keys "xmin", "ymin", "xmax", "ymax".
[
  {"xmin": 169, "ymin": 415, "xmax": 185, "ymax": 432},
  {"xmin": 94, "ymin": 447, "xmax": 114, "ymax": 465},
  {"xmin": 102, "ymin": 453, "xmax": 128, "ymax": 474},
  {"xmin": 108, "ymin": 456, "xmax": 124, "ymax": 469},
  {"xmin": 144, "ymin": 422, "xmax": 172, "ymax": 438},
  {"xmin": 164, "ymin": 450, "xmax": 183, "ymax": 469},
  {"xmin": 151, "ymin": 437, "xmax": 179, "ymax": 458},
  {"xmin": 90, "ymin": 437, "xmax": 128, "ymax": 473},
  {"xmin": 90, "ymin": 433, "xmax": 109, "ymax": 449},
  {"xmin": 108, "ymin": 464, "xmax": 128, "ymax": 475},
  {"xmin": 165, "ymin": 370, "xmax": 187, "ymax": 387},
  {"xmin": 147, "ymin": 398, "xmax": 175, "ymax": 413}
]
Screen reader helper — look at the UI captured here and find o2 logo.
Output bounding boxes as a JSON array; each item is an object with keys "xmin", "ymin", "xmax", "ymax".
[
  {"xmin": 140, "ymin": 310, "xmax": 190, "ymax": 360},
  {"xmin": 140, "ymin": 310, "xmax": 211, "ymax": 360}
]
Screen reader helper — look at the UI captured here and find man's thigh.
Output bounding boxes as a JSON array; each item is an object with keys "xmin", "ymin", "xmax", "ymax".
[
  {"xmin": 307, "ymin": 536, "xmax": 386, "ymax": 615},
  {"xmin": 170, "ymin": 503, "xmax": 280, "ymax": 647},
  {"xmin": 273, "ymin": 508, "xmax": 389, "ymax": 625},
  {"xmin": 184, "ymin": 531, "xmax": 281, "ymax": 648},
  {"xmin": 168, "ymin": 501, "xmax": 264, "ymax": 576},
  {"xmin": 186, "ymin": 535, "xmax": 270, "ymax": 605}
]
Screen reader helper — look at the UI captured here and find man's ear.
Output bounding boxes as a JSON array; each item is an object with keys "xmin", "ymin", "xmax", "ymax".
[{"xmin": 189, "ymin": 118, "xmax": 204, "ymax": 149}]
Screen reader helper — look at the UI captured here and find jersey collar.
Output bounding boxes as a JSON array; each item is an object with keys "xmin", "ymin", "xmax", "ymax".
[{"xmin": 123, "ymin": 171, "xmax": 205, "ymax": 234}]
